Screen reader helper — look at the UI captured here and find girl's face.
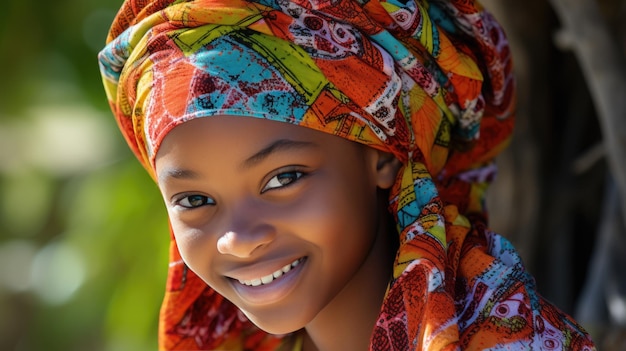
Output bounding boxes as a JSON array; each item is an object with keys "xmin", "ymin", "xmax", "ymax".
[{"xmin": 155, "ymin": 116, "xmax": 397, "ymax": 334}]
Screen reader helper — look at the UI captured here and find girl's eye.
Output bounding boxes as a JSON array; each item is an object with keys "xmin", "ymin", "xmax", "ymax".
[
  {"xmin": 177, "ymin": 194, "xmax": 215, "ymax": 208},
  {"xmin": 262, "ymin": 171, "xmax": 304, "ymax": 192}
]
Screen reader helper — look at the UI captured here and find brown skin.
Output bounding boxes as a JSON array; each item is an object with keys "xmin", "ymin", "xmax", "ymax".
[{"xmin": 155, "ymin": 116, "xmax": 400, "ymax": 351}]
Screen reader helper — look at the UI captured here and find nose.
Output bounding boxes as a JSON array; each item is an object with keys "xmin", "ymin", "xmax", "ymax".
[{"xmin": 216, "ymin": 210, "xmax": 277, "ymax": 258}]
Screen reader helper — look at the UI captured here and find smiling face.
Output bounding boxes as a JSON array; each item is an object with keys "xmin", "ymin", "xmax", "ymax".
[{"xmin": 155, "ymin": 116, "xmax": 398, "ymax": 334}]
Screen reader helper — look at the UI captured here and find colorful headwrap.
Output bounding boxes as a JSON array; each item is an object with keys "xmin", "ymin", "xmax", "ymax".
[{"xmin": 99, "ymin": 0, "xmax": 596, "ymax": 350}]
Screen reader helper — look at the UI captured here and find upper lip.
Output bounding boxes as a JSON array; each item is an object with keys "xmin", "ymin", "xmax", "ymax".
[{"xmin": 222, "ymin": 256, "xmax": 304, "ymax": 282}]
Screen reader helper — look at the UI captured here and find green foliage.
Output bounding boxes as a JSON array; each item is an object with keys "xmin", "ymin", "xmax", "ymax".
[
  {"xmin": 0, "ymin": 0, "xmax": 171, "ymax": 350},
  {"xmin": 0, "ymin": 0, "xmax": 123, "ymax": 114},
  {"xmin": 0, "ymin": 155, "xmax": 170, "ymax": 350}
]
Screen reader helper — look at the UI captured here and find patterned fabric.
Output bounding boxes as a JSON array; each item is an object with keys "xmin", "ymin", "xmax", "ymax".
[{"xmin": 98, "ymin": 0, "xmax": 596, "ymax": 350}]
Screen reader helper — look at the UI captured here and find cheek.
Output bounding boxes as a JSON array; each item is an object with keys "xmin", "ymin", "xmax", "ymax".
[
  {"xmin": 169, "ymin": 217, "xmax": 216, "ymax": 279},
  {"xmin": 295, "ymin": 181, "xmax": 381, "ymax": 297},
  {"xmin": 285, "ymin": 174, "xmax": 379, "ymax": 251}
]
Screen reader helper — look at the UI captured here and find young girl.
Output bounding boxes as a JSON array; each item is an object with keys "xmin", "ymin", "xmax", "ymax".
[{"xmin": 98, "ymin": 0, "xmax": 597, "ymax": 350}]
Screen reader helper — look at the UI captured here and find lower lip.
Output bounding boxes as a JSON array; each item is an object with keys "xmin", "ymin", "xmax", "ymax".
[{"xmin": 230, "ymin": 257, "xmax": 307, "ymax": 306}]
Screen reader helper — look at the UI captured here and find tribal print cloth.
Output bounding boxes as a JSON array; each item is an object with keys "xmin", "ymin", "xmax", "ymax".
[{"xmin": 99, "ymin": 0, "xmax": 596, "ymax": 350}]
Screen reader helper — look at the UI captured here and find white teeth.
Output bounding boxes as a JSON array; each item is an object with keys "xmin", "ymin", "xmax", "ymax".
[
  {"xmin": 239, "ymin": 258, "xmax": 302, "ymax": 287},
  {"xmin": 281, "ymin": 263, "xmax": 291, "ymax": 273},
  {"xmin": 261, "ymin": 274, "xmax": 273, "ymax": 285}
]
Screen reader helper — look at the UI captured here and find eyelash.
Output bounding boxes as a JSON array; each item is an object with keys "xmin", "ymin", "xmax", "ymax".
[
  {"xmin": 174, "ymin": 169, "xmax": 306, "ymax": 209},
  {"xmin": 261, "ymin": 169, "xmax": 306, "ymax": 193},
  {"xmin": 176, "ymin": 194, "xmax": 216, "ymax": 209}
]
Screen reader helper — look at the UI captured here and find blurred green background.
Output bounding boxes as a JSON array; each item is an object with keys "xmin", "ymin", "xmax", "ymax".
[{"xmin": 0, "ymin": 1, "xmax": 170, "ymax": 350}]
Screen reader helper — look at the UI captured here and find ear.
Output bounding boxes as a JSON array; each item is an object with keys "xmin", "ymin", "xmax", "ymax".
[{"xmin": 372, "ymin": 149, "xmax": 402, "ymax": 189}]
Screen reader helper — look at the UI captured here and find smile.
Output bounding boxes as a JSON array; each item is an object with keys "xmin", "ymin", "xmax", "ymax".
[{"xmin": 237, "ymin": 258, "xmax": 303, "ymax": 287}]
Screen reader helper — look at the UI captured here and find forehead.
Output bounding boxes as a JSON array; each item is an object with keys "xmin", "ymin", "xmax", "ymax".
[
  {"xmin": 157, "ymin": 115, "xmax": 324, "ymax": 153},
  {"xmin": 154, "ymin": 115, "xmax": 362, "ymax": 177}
]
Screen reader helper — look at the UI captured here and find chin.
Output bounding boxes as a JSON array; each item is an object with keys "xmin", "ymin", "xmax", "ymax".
[{"xmin": 242, "ymin": 309, "xmax": 312, "ymax": 335}]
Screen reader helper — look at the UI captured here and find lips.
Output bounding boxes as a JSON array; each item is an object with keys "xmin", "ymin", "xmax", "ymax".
[
  {"xmin": 237, "ymin": 258, "xmax": 303, "ymax": 287},
  {"xmin": 228, "ymin": 257, "xmax": 308, "ymax": 305}
]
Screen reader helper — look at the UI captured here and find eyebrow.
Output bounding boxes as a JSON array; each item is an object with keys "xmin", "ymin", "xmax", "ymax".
[
  {"xmin": 158, "ymin": 139, "xmax": 317, "ymax": 183},
  {"xmin": 242, "ymin": 139, "xmax": 317, "ymax": 169},
  {"xmin": 158, "ymin": 168, "xmax": 201, "ymax": 183}
]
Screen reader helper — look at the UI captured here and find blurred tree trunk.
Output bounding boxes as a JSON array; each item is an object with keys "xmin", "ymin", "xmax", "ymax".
[
  {"xmin": 549, "ymin": 0, "xmax": 626, "ymax": 349},
  {"xmin": 550, "ymin": 0, "xmax": 626, "ymax": 226},
  {"xmin": 483, "ymin": 0, "xmax": 626, "ymax": 349}
]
